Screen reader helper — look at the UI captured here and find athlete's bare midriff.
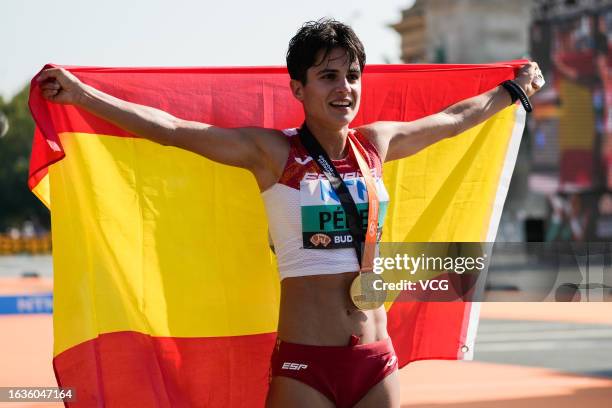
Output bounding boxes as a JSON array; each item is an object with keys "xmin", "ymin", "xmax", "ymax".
[{"xmin": 277, "ymin": 271, "xmax": 389, "ymax": 346}]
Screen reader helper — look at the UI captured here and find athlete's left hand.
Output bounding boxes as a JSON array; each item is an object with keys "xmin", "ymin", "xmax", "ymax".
[{"xmin": 515, "ymin": 62, "xmax": 545, "ymax": 97}]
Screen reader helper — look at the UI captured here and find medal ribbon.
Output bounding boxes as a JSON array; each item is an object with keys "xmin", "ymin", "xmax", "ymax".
[{"xmin": 347, "ymin": 132, "xmax": 379, "ymax": 273}]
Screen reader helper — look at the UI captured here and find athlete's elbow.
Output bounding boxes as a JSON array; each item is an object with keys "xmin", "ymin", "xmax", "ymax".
[
  {"xmin": 446, "ymin": 108, "xmax": 486, "ymax": 139},
  {"xmin": 440, "ymin": 112, "xmax": 463, "ymax": 139},
  {"xmin": 155, "ymin": 117, "xmax": 185, "ymax": 147}
]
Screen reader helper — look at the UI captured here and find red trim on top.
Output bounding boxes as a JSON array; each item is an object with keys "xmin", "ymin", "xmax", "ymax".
[
  {"xmin": 277, "ymin": 131, "xmax": 383, "ymax": 190},
  {"xmin": 352, "ymin": 129, "xmax": 383, "ymax": 169}
]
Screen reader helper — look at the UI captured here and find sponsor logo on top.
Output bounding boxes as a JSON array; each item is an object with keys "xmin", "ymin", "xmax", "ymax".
[{"xmin": 295, "ymin": 156, "xmax": 313, "ymax": 165}]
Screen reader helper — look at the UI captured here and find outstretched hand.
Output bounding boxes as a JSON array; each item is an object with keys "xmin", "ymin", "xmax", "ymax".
[
  {"xmin": 37, "ymin": 68, "xmax": 85, "ymax": 105},
  {"xmin": 514, "ymin": 62, "xmax": 545, "ymax": 97}
]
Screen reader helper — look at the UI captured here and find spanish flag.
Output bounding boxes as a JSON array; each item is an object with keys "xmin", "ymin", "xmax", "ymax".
[{"xmin": 28, "ymin": 63, "xmax": 526, "ymax": 407}]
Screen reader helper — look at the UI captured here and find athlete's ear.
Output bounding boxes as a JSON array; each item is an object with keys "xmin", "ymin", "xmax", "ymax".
[{"xmin": 290, "ymin": 79, "xmax": 304, "ymax": 101}]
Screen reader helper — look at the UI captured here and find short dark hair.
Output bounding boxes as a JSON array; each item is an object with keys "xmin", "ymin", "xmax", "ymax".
[{"xmin": 286, "ymin": 18, "xmax": 366, "ymax": 84}]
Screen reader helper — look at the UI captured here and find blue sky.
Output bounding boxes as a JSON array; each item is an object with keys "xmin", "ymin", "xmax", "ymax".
[{"xmin": 2, "ymin": 0, "xmax": 414, "ymax": 99}]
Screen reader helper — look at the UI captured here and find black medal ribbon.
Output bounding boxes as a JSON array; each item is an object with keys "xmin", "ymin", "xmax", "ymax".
[{"xmin": 298, "ymin": 124, "xmax": 365, "ymax": 266}]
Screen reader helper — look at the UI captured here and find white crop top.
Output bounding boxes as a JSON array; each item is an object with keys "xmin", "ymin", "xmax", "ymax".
[{"xmin": 261, "ymin": 128, "xmax": 390, "ymax": 280}]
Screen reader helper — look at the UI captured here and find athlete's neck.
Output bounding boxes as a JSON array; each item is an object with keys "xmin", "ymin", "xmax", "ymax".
[{"xmin": 305, "ymin": 119, "xmax": 350, "ymax": 161}]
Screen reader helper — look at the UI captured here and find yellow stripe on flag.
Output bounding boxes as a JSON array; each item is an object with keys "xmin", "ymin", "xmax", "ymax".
[
  {"xmin": 50, "ymin": 132, "xmax": 280, "ymax": 355},
  {"xmin": 32, "ymin": 175, "xmax": 51, "ymax": 209},
  {"xmin": 383, "ymin": 106, "xmax": 517, "ymax": 242}
]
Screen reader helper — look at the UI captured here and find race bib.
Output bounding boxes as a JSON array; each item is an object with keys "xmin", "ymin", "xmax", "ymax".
[{"xmin": 300, "ymin": 177, "xmax": 389, "ymax": 249}]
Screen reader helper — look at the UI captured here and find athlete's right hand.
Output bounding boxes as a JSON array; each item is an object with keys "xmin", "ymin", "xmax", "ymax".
[{"xmin": 37, "ymin": 68, "xmax": 85, "ymax": 105}]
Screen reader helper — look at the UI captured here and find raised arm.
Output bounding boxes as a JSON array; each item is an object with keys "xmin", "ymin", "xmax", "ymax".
[
  {"xmin": 37, "ymin": 68, "xmax": 286, "ymax": 176},
  {"xmin": 359, "ymin": 62, "xmax": 543, "ymax": 162}
]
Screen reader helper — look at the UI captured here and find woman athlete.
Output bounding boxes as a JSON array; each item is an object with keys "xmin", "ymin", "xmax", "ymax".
[{"xmin": 38, "ymin": 19, "xmax": 543, "ymax": 408}]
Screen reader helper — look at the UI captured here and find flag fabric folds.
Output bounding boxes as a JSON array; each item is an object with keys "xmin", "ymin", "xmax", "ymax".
[{"xmin": 28, "ymin": 62, "xmax": 525, "ymax": 407}]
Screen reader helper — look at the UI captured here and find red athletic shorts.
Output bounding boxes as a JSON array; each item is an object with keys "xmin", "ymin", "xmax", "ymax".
[{"xmin": 269, "ymin": 336, "xmax": 398, "ymax": 408}]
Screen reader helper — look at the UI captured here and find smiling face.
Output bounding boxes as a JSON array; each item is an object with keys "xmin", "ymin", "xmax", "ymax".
[{"xmin": 290, "ymin": 47, "xmax": 362, "ymax": 129}]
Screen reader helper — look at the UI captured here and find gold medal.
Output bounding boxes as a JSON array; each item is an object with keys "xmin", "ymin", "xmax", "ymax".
[{"xmin": 350, "ymin": 273, "xmax": 387, "ymax": 310}]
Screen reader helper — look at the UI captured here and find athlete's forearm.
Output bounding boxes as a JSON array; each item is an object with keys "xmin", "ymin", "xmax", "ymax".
[
  {"xmin": 443, "ymin": 85, "xmax": 513, "ymax": 136},
  {"xmin": 39, "ymin": 67, "xmax": 269, "ymax": 170},
  {"xmin": 370, "ymin": 85, "xmax": 516, "ymax": 162},
  {"xmin": 444, "ymin": 62, "xmax": 542, "ymax": 137},
  {"xmin": 76, "ymin": 84, "xmax": 182, "ymax": 146}
]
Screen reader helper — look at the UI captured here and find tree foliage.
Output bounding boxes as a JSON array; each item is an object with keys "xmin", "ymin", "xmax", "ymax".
[{"xmin": 0, "ymin": 85, "xmax": 50, "ymax": 231}]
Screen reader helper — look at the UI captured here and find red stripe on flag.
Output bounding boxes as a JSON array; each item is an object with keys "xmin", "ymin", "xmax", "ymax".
[
  {"xmin": 387, "ymin": 302, "xmax": 467, "ymax": 368},
  {"xmin": 53, "ymin": 331, "xmax": 276, "ymax": 408},
  {"xmin": 28, "ymin": 63, "xmax": 525, "ymax": 194}
]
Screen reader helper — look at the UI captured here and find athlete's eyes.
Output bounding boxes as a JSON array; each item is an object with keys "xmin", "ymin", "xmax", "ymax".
[
  {"xmin": 320, "ymin": 73, "xmax": 360, "ymax": 82},
  {"xmin": 319, "ymin": 72, "xmax": 360, "ymax": 83}
]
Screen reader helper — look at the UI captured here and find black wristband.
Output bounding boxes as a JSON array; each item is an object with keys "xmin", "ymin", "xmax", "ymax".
[{"xmin": 501, "ymin": 80, "xmax": 532, "ymax": 113}]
